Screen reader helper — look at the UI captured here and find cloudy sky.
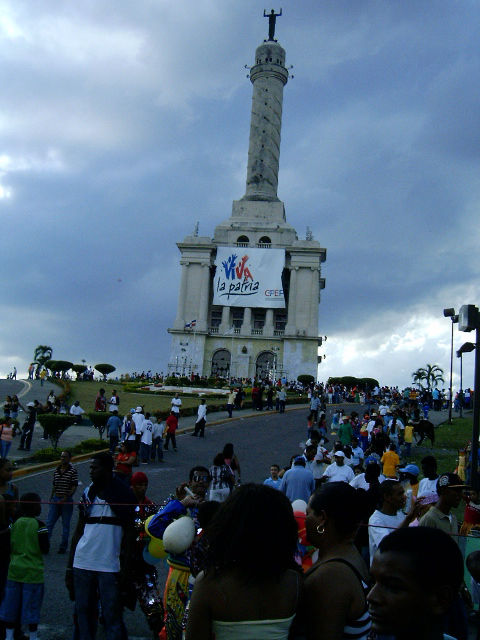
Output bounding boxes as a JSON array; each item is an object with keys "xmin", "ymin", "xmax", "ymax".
[{"xmin": 1, "ymin": 0, "xmax": 479, "ymax": 390}]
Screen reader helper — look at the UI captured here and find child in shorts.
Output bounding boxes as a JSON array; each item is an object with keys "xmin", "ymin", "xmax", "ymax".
[{"xmin": 0, "ymin": 492, "xmax": 49, "ymax": 640}]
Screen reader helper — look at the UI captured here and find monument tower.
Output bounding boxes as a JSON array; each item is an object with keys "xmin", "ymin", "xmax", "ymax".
[{"xmin": 168, "ymin": 11, "xmax": 326, "ymax": 381}]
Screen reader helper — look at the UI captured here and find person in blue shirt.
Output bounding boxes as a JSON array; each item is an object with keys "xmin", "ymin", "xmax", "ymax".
[
  {"xmin": 263, "ymin": 464, "xmax": 282, "ymax": 490},
  {"xmin": 280, "ymin": 457, "xmax": 315, "ymax": 503}
]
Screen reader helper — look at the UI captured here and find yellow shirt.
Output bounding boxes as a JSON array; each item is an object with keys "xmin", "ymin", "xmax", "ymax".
[
  {"xmin": 404, "ymin": 425, "xmax": 414, "ymax": 443},
  {"xmin": 381, "ymin": 450, "xmax": 400, "ymax": 478}
]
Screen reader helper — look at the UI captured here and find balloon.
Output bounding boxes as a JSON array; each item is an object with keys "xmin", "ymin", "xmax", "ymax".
[
  {"xmin": 294, "ymin": 510, "xmax": 307, "ymax": 545},
  {"xmin": 143, "ymin": 547, "xmax": 162, "ymax": 566},
  {"xmin": 144, "ymin": 514, "xmax": 155, "ymax": 534},
  {"xmin": 163, "ymin": 516, "xmax": 196, "ymax": 554},
  {"xmin": 291, "ymin": 499, "xmax": 307, "ymax": 513},
  {"xmin": 148, "ymin": 538, "xmax": 168, "ymax": 559}
]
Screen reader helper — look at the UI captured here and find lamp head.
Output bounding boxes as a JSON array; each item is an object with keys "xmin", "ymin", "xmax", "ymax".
[{"xmin": 443, "ymin": 308, "xmax": 456, "ymax": 318}]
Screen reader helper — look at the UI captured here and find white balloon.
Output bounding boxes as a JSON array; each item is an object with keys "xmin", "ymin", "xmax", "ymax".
[
  {"xmin": 162, "ymin": 516, "xmax": 196, "ymax": 554},
  {"xmin": 291, "ymin": 499, "xmax": 307, "ymax": 513}
]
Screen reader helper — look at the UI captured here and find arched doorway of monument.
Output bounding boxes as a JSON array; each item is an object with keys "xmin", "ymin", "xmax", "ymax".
[
  {"xmin": 211, "ymin": 349, "xmax": 231, "ymax": 378},
  {"xmin": 255, "ymin": 351, "xmax": 274, "ymax": 380}
]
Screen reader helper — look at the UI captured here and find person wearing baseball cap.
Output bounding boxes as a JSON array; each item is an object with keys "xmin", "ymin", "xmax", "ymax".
[
  {"xmin": 418, "ymin": 473, "xmax": 467, "ymax": 536},
  {"xmin": 398, "ymin": 464, "xmax": 420, "ymax": 514},
  {"xmin": 321, "ymin": 450, "xmax": 355, "ymax": 484}
]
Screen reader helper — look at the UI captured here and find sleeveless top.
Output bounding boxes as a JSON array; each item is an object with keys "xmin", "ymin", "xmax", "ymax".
[
  {"xmin": 309, "ymin": 558, "xmax": 371, "ymax": 640},
  {"xmin": 212, "ymin": 571, "xmax": 299, "ymax": 640},
  {"xmin": 212, "ymin": 615, "xmax": 295, "ymax": 640}
]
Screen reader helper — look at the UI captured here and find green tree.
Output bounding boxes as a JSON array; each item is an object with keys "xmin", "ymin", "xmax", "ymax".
[
  {"xmin": 87, "ymin": 412, "xmax": 110, "ymax": 439},
  {"xmin": 95, "ymin": 364, "xmax": 116, "ymax": 381},
  {"xmin": 72, "ymin": 364, "xmax": 87, "ymax": 379},
  {"xmin": 36, "ymin": 414, "xmax": 75, "ymax": 450},
  {"xmin": 297, "ymin": 374, "xmax": 315, "ymax": 386},
  {"xmin": 33, "ymin": 345, "xmax": 53, "ymax": 369},
  {"xmin": 411, "ymin": 364, "xmax": 444, "ymax": 392}
]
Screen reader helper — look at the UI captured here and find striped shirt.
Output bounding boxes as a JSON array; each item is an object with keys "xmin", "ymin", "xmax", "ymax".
[{"xmin": 52, "ymin": 463, "xmax": 78, "ymax": 499}]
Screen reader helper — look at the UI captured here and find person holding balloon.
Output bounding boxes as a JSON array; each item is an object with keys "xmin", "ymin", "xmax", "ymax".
[
  {"xmin": 130, "ymin": 472, "xmax": 164, "ymax": 637},
  {"xmin": 146, "ymin": 466, "xmax": 211, "ymax": 640}
]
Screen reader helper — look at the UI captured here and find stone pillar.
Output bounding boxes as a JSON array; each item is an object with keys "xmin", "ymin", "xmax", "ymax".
[
  {"xmin": 309, "ymin": 267, "xmax": 320, "ymax": 336},
  {"xmin": 285, "ymin": 268, "xmax": 297, "ymax": 335},
  {"xmin": 244, "ymin": 42, "xmax": 288, "ymax": 201},
  {"xmin": 220, "ymin": 306, "xmax": 231, "ymax": 333},
  {"xmin": 241, "ymin": 307, "xmax": 252, "ymax": 335},
  {"xmin": 174, "ymin": 262, "xmax": 189, "ymax": 329},
  {"xmin": 264, "ymin": 308, "xmax": 274, "ymax": 336},
  {"xmin": 197, "ymin": 264, "xmax": 210, "ymax": 332}
]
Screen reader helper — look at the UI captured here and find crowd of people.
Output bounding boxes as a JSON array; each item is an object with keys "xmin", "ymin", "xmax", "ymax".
[{"xmin": 1, "ymin": 384, "xmax": 480, "ymax": 640}]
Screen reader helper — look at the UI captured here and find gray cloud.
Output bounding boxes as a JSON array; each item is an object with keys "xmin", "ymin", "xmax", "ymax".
[{"xmin": 1, "ymin": 0, "xmax": 479, "ymax": 389}]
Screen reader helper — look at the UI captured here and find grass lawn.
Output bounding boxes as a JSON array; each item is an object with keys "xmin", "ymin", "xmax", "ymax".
[
  {"xmin": 406, "ymin": 415, "xmax": 474, "ymax": 475},
  {"xmin": 67, "ymin": 381, "xmax": 227, "ymax": 415}
]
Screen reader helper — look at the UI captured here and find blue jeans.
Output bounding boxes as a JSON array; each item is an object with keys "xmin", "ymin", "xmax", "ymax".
[
  {"xmin": 46, "ymin": 497, "xmax": 74, "ymax": 550},
  {"xmin": 73, "ymin": 568, "xmax": 124, "ymax": 640},
  {"xmin": 139, "ymin": 442, "xmax": 151, "ymax": 463},
  {"xmin": 0, "ymin": 441, "xmax": 11, "ymax": 458},
  {"xmin": 150, "ymin": 437, "xmax": 163, "ymax": 461}
]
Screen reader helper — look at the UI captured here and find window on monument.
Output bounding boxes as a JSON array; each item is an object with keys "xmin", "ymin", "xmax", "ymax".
[
  {"xmin": 253, "ymin": 310, "xmax": 265, "ymax": 329},
  {"xmin": 232, "ymin": 308, "xmax": 244, "ymax": 328},
  {"xmin": 257, "ymin": 236, "xmax": 271, "ymax": 248},
  {"xmin": 210, "ymin": 309, "xmax": 222, "ymax": 328},
  {"xmin": 275, "ymin": 313, "xmax": 287, "ymax": 331},
  {"xmin": 236, "ymin": 235, "xmax": 249, "ymax": 247}
]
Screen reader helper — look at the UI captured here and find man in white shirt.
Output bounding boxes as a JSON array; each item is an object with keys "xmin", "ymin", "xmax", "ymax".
[
  {"xmin": 132, "ymin": 406, "xmax": 144, "ymax": 454},
  {"xmin": 140, "ymin": 412, "xmax": 154, "ymax": 463},
  {"xmin": 321, "ymin": 451, "xmax": 355, "ymax": 483},
  {"xmin": 417, "ymin": 455, "xmax": 439, "ymax": 502},
  {"xmin": 368, "ymin": 480, "xmax": 417, "ymax": 564},
  {"xmin": 70, "ymin": 401, "xmax": 85, "ymax": 424},
  {"xmin": 67, "ymin": 453, "xmax": 136, "ymax": 639},
  {"xmin": 151, "ymin": 418, "xmax": 164, "ymax": 463},
  {"xmin": 350, "ymin": 437, "xmax": 364, "ymax": 467},
  {"xmin": 192, "ymin": 399, "xmax": 207, "ymax": 437},
  {"xmin": 171, "ymin": 393, "xmax": 182, "ymax": 416}
]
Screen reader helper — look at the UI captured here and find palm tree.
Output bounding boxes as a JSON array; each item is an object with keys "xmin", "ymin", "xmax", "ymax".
[
  {"xmin": 411, "ymin": 364, "xmax": 444, "ymax": 392},
  {"xmin": 33, "ymin": 345, "xmax": 53, "ymax": 369}
]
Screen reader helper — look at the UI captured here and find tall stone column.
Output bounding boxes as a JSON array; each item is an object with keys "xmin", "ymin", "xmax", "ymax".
[
  {"xmin": 244, "ymin": 42, "xmax": 288, "ymax": 201},
  {"xmin": 241, "ymin": 307, "xmax": 252, "ymax": 335},
  {"xmin": 174, "ymin": 262, "xmax": 189, "ymax": 329},
  {"xmin": 264, "ymin": 308, "xmax": 274, "ymax": 336},
  {"xmin": 285, "ymin": 268, "xmax": 297, "ymax": 335},
  {"xmin": 309, "ymin": 267, "xmax": 320, "ymax": 336},
  {"xmin": 197, "ymin": 264, "xmax": 210, "ymax": 331},
  {"xmin": 220, "ymin": 306, "xmax": 231, "ymax": 333}
]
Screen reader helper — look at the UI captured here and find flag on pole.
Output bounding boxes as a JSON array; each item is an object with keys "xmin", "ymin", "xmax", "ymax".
[{"xmin": 184, "ymin": 319, "xmax": 197, "ymax": 329}]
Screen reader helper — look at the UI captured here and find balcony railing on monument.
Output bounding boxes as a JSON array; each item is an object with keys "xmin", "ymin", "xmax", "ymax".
[
  {"xmin": 256, "ymin": 243, "xmax": 271, "ymax": 248},
  {"xmin": 274, "ymin": 329, "xmax": 285, "ymax": 336},
  {"xmin": 209, "ymin": 327, "xmax": 219, "ymax": 334},
  {"xmin": 251, "ymin": 328, "xmax": 263, "ymax": 335},
  {"xmin": 236, "ymin": 242, "xmax": 249, "ymax": 247},
  {"xmin": 234, "ymin": 328, "xmax": 241, "ymax": 334}
]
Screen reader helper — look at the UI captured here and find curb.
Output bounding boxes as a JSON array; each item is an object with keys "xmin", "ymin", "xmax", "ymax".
[{"xmin": 11, "ymin": 404, "xmax": 307, "ymax": 478}]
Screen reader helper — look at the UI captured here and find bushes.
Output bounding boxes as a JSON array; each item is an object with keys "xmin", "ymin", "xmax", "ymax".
[
  {"xmin": 30, "ymin": 438, "xmax": 106, "ymax": 462},
  {"xmin": 36, "ymin": 414, "xmax": 76, "ymax": 450},
  {"xmin": 297, "ymin": 374, "xmax": 315, "ymax": 386},
  {"xmin": 87, "ymin": 412, "xmax": 112, "ymax": 439}
]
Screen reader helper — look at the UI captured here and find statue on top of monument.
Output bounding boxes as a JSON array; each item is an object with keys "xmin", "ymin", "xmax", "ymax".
[{"xmin": 263, "ymin": 8, "xmax": 282, "ymax": 42}]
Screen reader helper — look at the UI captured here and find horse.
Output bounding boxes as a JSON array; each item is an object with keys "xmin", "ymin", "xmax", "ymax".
[{"xmin": 413, "ymin": 419, "xmax": 435, "ymax": 446}]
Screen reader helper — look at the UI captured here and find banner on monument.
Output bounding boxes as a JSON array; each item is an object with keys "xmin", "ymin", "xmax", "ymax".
[{"xmin": 213, "ymin": 247, "xmax": 285, "ymax": 308}]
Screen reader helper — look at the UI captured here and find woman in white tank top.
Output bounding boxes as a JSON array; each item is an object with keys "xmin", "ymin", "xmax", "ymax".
[{"xmin": 185, "ymin": 483, "xmax": 302, "ymax": 640}]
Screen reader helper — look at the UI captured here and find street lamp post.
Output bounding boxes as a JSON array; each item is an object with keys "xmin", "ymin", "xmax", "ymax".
[
  {"xmin": 456, "ymin": 342, "xmax": 475, "ymax": 419},
  {"xmin": 443, "ymin": 308, "xmax": 459, "ymax": 424},
  {"xmin": 458, "ymin": 305, "xmax": 480, "ymax": 491}
]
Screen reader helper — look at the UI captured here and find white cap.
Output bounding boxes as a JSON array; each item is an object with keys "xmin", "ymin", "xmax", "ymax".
[
  {"xmin": 135, "ymin": 406, "xmax": 142, "ymax": 413},
  {"xmin": 26, "ymin": 402, "xmax": 35, "ymax": 408},
  {"xmin": 334, "ymin": 451, "xmax": 346, "ymax": 458}
]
